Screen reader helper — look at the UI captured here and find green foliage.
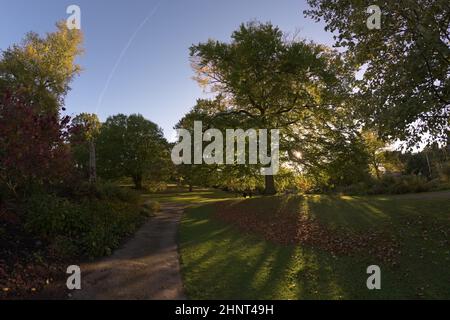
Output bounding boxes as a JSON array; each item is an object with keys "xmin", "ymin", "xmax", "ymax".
[
  {"xmin": 361, "ymin": 130, "xmax": 387, "ymax": 179},
  {"xmin": 404, "ymin": 153, "xmax": 431, "ymax": 177},
  {"xmin": 189, "ymin": 21, "xmax": 355, "ymax": 194},
  {"xmin": 274, "ymin": 168, "xmax": 303, "ymax": 193},
  {"xmin": 293, "ymin": 120, "xmax": 372, "ymax": 191},
  {"xmin": 97, "ymin": 114, "xmax": 171, "ymax": 189},
  {"xmin": 335, "ymin": 174, "xmax": 433, "ymax": 196},
  {"xmin": 71, "ymin": 113, "xmax": 101, "ymax": 142},
  {"xmin": 24, "ymin": 193, "xmax": 88, "ymax": 242},
  {"xmin": 0, "ymin": 21, "xmax": 83, "ymax": 113},
  {"xmin": 0, "ymin": 22, "xmax": 83, "ymax": 201},
  {"xmin": 305, "ymin": 0, "xmax": 450, "ymax": 146},
  {"xmin": 388, "ymin": 175, "xmax": 431, "ymax": 195},
  {"xmin": 23, "ymin": 188, "xmax": 144, "ymax": 258},
  {"xmin": 94, "ymin": 182, "xmax": 141, "ymax": 204},
  {"xmin": 438, "ymin": 162, "xmax": 450, "ymax": 182},
  {"xmin": 141, "ymin": 201, "xmax": 161, "ymax": 217},
  {"xmin": 70, "ymin": 113, "xmax": 101, "ymax": 178},
  {"xmin": 143, "ymin": 181, "xmax": 168, "ymax": 193}
]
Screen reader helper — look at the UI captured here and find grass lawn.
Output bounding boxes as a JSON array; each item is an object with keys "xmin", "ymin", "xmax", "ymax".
[
  {"xmin": 152, "ymin": 187, "xmax": 450, "ymax": 299},
  {"xmin": 142, "ymin": 186, "xmax": 232, "ymax": 206}
]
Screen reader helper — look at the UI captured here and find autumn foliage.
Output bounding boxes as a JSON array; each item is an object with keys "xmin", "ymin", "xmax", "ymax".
[
  {"xmin": 214, "ymin": 196, "xmax": 400, "ymax": 264},
  {"xmin": 0, "ymin": 92, "xmax": 74, "ymax": 198}
]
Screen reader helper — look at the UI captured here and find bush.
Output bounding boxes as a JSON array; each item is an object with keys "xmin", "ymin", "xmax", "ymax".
[
  {"xmin": 95, "ymin": 182, "xmax": 141, "ymax": 204},
  {"xmin": 390, "ymin": 175, "xmax": 430, "ymax": 194},
  {"xmin": 365, "ymin": 174, "xmax": 430, "ymax": 195},
  {"xmin": 50, "ymin": 235, "xmax": 81, "ymax": 258},
  {"xmin": 337, "ymin": 182, "xmax": 370, "ymax": 195},
  {"xmin": 143, "ymin": 182, "xmax": 167, "ymax": 193},
  {"xmin": 339, "ymin": 175, "xmax": 433, "ymax": 196},
  {"xmin": 24, "ymin": 193, "xmax": 87, "ymax": 241},
  {"xmin": 24, "ymin": 192, "xmax": 144, "ymax": 258},
  {"xmin": 438, "ymin": 162, "xmax": 450, "ymax": 182},
  {"xmin": 69, "ymin": 181, "xmax": 141, "ymax": 204},
  {"xmin": 141, "ymin": 201, "xmax": 161, "ymax": 217}
]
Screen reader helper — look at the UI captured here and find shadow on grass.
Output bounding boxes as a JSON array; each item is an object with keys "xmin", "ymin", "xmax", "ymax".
[
  {"xmin": 179, "ymin": 193, "xmax": 450, "ymax": 300},
  {"xmin": 180, "ymin": 204, "xmax": 379, "ymax": 299}
]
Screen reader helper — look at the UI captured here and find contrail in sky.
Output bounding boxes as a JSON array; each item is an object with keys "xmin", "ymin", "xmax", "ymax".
[{"xmin": 95, "ymin": 0, "xmax": 165, "ymax": 114}]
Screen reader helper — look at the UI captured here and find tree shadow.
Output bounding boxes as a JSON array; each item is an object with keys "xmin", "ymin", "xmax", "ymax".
[{"xmin": 179, "ymin": 195, "xmax": 450, "ymax": 299}]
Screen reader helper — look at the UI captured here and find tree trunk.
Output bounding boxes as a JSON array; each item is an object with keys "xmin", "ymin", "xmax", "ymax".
[
  {"xmin": 373, "ymin": 160, "xmax": 381, "ymax": 179},
  {"xmin": 425, "ymin": 152, "xmax": 432, "ymax": 177},
  {"xmin": 189, "ymin": 184, "xmax": 193, "ymax": 192},
  {"xmin": 264, "ymin": 175, "xmax": 277, "ymax": 195},
  {"xmin": 133, "ymin": 175, "xmax": 143, "ymax": 190},
  {"xmin": 89, "ymin": 140, "xmax": 97, "ymax": 184}
]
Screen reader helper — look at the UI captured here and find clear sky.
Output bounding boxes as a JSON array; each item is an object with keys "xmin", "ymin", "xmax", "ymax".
[{"xmin": 1, "ymin": 0, "xmax": 335, "ymax": 141}]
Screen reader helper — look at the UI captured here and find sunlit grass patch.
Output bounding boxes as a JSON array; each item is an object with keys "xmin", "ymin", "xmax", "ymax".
[{"xmin": 178, "ymin": 191, "xmax": 450, "ymax": 300}]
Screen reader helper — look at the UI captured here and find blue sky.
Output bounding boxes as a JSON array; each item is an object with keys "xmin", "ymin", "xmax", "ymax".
[{"xmin": 1, "ymin": 0, "xmax": 335, "ymax": 141}]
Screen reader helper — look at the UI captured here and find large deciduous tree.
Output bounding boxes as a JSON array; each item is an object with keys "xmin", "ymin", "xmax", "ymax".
[
  {"xmin": 189, "ymin": 21, "xmax": 354, "ymax": 194},
  {"xmin": 174, "ymin": 97, "xmax": 263, "ymax": 192},
  {"xmin": 97, "ymin": 114, "xmax": 171, "ymax": 189},
  {"xmin": 284, "ymin": 106, "xmax": 372, "ymax": 189},
  {"xmin": 0, "ymin": 22, "xmax": 83, "ymax": 199},
  {"xmin": 0, "ymin": 21, "xmax": 83, "ymax": 114},
  {"xmin": 305, "ymin": 0, "xmax": 450, "ymax": 146}
]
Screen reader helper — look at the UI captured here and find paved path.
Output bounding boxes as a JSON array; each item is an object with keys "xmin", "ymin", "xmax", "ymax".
[{"xmin": 73, "ymin": 203, "xmax": 186, "ymax": 300}]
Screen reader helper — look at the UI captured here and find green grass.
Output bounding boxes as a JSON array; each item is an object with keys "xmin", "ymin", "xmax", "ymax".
[
  {"xmin": 154, "ymin": 188, "xmax": 450, "ymax": 299},
  {"xmin": 142, "ymin": 185, "xmax": 233, "ymax": 205}
]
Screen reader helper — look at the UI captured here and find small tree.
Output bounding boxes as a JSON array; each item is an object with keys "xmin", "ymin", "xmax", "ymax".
[{"xmin": 70, "ymin": 113, "xmax": 101, "ymax": 183}]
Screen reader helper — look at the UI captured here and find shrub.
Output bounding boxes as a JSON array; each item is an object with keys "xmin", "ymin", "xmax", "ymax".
[
  {"xmin": 144, "ymin": 182, "xmax": 167, "ymax": 193},
  {"xmin": 24, "ymin": 193, "xmax": 87, "ymax": 241},
  {"xmin": 24, "ymin": 192, "xmax": 143, "ymax": 258},
  {"xmin": 390, "ymin": 175, "xmax": 430, "ymax": 194},
  {"xmin": 366, "ymin": 174, "xmax": 430, "ymax": 195},
  {"xmin": 337, "ymin": 182, "xmax": 370, "ymax": 195},
  {"xmin": 141, "ymin": 201, "xmax": 161, "ymax": 217},
  {"xmin": 50, "ymin": 235, "xmax": 81, "ymax": 258},
  {"xmin": 333, "ymin": 174, "xmax": 434, "ymax": 196},
  {"xmin": 438, "ymin": 162, "xmax": 450, "ymax": 182},
  {"xmin": 95, "ymin": 182, "xmax": 141, "ymax": 204},
  {"xmin": 69, "ymin": 181, "xmax": 141, "ymax": 204}
]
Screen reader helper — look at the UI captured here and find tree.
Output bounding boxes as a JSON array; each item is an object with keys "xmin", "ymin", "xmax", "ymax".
[
  {"xmin": 0, "ymin": 92, "xmax": 73, "ymax": 198},
  {"xmin": 285, "ymin": 107, "xmax": 371, "ymax": 189},
  {"xmin": 0, "ymin": 21, "xmax": 83, "ymax": 114},
  {"xmin": 305, "ymin": 0, "xmax": 450, "ymax": 147},
  {"xmin": 361, "ymin": 130, "xmax": 387, "ymax": 179},
  {"xmin": 97, "ymin": 114, "xmax": 171, "ymax": 189},
  {"xmin": 174, "ymin": 98, "xmax": 262, "ymax": 192},
  {"xmin": 190, "ymin": 21, "xmax": 354, "ymax": 194},
  {"xmin": 70, "ymin": 113, "xmax": 101, "ymax": 183},
  {"xmin": 0, "ymin": 21, "xmax": 83, "ymax": 200}
]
